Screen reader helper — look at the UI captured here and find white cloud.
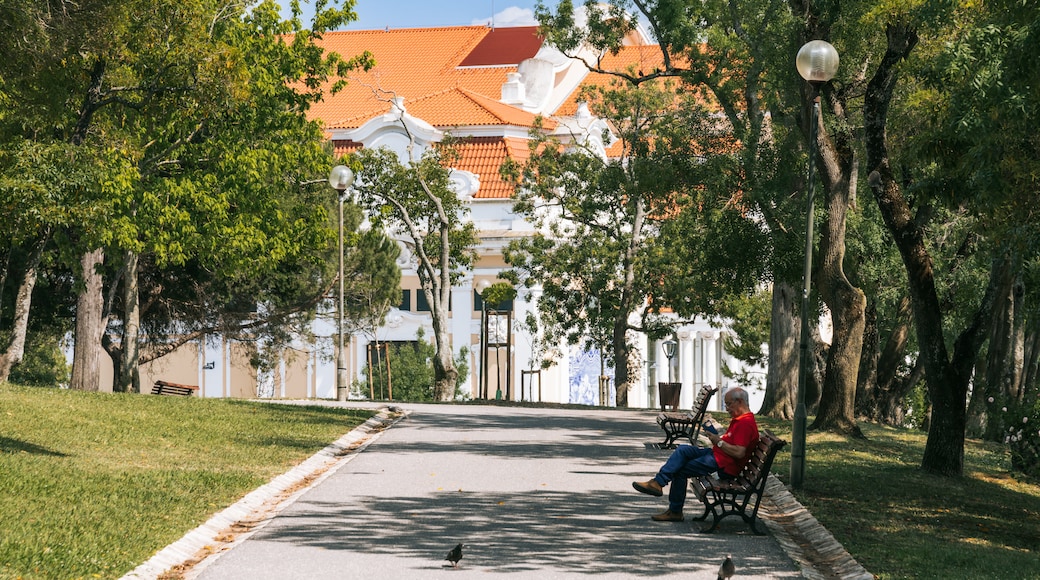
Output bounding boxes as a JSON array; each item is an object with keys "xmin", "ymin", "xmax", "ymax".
[{"xmin": 471, "ymin": 6, "xmax": 538, "ymax": 27}]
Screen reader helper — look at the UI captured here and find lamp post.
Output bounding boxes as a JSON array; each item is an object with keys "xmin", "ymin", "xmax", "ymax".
[
  {"xmin": 792, "ymin": 40, "xmax": 839, "ymax": 488},
  {"xmin": 662, "ymin": 339, "xmax": 677, "ymax": 383},
  {"xmin": 476, "ymin": 279, "xmax": 491, "ymax": 400},
  {"xmin": 329, "ymin": 165, "xmax": 356, "ymax": 402}
]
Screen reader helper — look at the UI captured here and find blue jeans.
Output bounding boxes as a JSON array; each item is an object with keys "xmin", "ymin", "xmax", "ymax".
[{"xmin": 653, "ymin": 444, "xmax": 720, "ymax": 513}]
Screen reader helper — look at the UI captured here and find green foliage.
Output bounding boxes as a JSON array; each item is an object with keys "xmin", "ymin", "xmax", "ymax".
[
  {"xmin": 6, "ymin": 332, "xmax": 69, "ymax": 387},
  {"xmin": 505, "ymin": 75, "xmax": 764, "ymax": 392},
  {"xmin": 342, "ymin": 229, "xmax": 403, "ymax": 335},
  {"xmin": 350, "ymin": 146, "xmax": 479, "ymax": 286},
  {"xmin": 719, "ymin": 289, "xmax": 771, "ymax": 378},
  {"xmin": 480, "ymin": 282, "xmax": 516, "ymax": 309},
  {"xmin": 996, "ymin": 397, "xmax": 1040, "ymax": 478},
  {"xmin": 362, "ymin": 329, "xmax": 469, "ymax": 401},
  {"xmin": 0, "ymin": 0, "xmax": 391, "ymax": 385}
]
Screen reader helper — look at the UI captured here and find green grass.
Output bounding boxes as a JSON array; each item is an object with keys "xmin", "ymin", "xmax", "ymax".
[
  {"xmin": 731, "ymin": 414, "xmax": 1040, "ymax": 580},
  {"xmin": 0, "ymin": 385, "xmax": 374, "ymax": 580}
]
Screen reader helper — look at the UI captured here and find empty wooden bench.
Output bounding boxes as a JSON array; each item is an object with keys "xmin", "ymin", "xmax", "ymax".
[
  {"xmin": 690, "ymin": 428, "xmax": 786, "ymax": 534},
  {"xmin": 655, "ymin": 385, "xmax": 718, "ymax": 448},
  {"xmin": 150, "ymin": 380, "xmax": 199, "ymax": 396}
]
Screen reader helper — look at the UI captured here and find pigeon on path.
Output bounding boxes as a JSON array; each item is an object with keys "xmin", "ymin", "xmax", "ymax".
[
  {"xmin": 717, "ymin": 555, "xmax": 735, "ymax": 579},
  {"xmin": 445, "ymin": 543, "xmax": 464, "ymax": 568}
]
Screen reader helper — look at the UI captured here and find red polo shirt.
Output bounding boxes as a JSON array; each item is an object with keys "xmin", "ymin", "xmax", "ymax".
[{"xmin": 712, "ymin": 411, "xmax": 759, "ymax": 476}]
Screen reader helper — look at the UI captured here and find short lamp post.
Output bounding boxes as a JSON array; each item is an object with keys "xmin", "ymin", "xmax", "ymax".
[
  {"xmin": 792, "ymin": 40, "xmax": 839, "ymax": 489},
  {"xmin": 329, "ymin": 165, "xmax": 356, "ymax": 402},
  {"xmin": 662, "ymin": 339, "xmax": 677, "ymax": 383}
]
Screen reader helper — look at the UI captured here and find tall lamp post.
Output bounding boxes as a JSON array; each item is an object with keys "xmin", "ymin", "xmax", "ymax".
[
  {"xmin": 476, "ymin": 280, "xmax": 491, "ymax": 400},
  {"xmin": 792, "ymin": 40, "xmax": 839, "ymax": 488},
  {"xmin": 329, "ymin": 165, "xmax": 356, "ymax": 402}
]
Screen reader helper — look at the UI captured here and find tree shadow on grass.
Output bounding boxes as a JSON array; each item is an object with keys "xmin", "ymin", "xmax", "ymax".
[{"xmin": 0, "ymin": 436, "xmax": 68, "ymax": 456}]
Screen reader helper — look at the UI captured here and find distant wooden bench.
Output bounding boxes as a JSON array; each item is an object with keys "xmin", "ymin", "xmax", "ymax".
[
  {"xmin": 690, "ymin": 429, "xmax": 787, "ymax": 534},
  {"xmin": 655, "ymin": 385, "xmax": 718, "ymax": 448},
  {"xmin": 150, "ymin": 380, "xmax": 199, "ymax": 397}
]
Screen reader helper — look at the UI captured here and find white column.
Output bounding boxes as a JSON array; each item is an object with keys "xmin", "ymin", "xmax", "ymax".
[
  {"xmin": 452, "ymin": 279, "xmax": 475, "ymax": 398},
  {"xmin": 513, "ymin": 288, "xmax": 536, "ymax": 402},
  {"xmin": 700, "ymin": 330, "xmax": 720, "ymax": 408},
  {"xmin": 678, "ymin": 330, "xmax": 695, "ymax": 409}
]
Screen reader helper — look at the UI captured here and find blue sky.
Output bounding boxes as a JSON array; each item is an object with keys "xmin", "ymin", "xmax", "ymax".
[{"xmin": 283, "ymin": 1, "xmax": 561, "ymax": 30}]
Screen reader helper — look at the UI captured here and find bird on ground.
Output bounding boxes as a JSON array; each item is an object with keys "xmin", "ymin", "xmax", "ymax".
[
  {"xmin": 445, "ymin": 543, "xmax": 464, "ymax": 568},
  {"xmin": 718, "ymin": 554, "xmax": 736, "ymax": 579}
]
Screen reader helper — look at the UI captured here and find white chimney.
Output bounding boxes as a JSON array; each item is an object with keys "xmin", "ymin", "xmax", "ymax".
[{"xmin": 501, "ymin": 72, "xmax": 525, "ymax": 106}]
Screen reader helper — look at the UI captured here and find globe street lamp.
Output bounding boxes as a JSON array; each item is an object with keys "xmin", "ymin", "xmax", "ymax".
[
  {"xmin": 792, "ymin": 40, "xmax": 839, "ymax": 488},
  {"xmin": 329, "ymin": 165, "xmax": 356, "ymax": 402}
]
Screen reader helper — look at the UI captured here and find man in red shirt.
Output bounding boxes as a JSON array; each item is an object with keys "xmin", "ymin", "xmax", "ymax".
[{"xmin": 632, "ymin": 387, "xmax": 759, "ymax": 522}]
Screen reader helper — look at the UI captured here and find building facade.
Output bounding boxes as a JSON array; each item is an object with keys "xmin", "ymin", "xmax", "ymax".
[{"xmin": 117, "ymin": 22, "xmax": 763, "ymax": 411}]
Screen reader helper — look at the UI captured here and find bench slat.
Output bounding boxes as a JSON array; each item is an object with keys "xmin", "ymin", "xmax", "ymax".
[{"xmin": 151, "ymin": 380, "xmax": 199, "ymax": 397}]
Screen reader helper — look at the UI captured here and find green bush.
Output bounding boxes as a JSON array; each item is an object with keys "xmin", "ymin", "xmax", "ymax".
[
  {"xmin": 361, "ymin": 328, "xmax": 469, "ymax": 401},
  {"xmin": 1002, "ymin": 398, "xmax": 1040, "ymax": 478},
  {"xmin": 8, "ymin": 332, "xmax": 70, "ymax": 387}
]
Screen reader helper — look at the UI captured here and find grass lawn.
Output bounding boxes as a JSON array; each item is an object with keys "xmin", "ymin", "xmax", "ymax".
[
  {"xmin": 0, "ymin": 385, "xmax": 374, "ymax": 580},
  {"xmin": 738, "ymin": 414, "xmax": 1040, "ymax": 580}
]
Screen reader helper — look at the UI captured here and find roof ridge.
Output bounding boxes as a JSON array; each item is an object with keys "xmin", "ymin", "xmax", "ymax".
[
  {"xmin": 439, "ymin": 27, "xmax": 493, "ymax": 74},
  {"xmin": 323, "ymin": 25, "xmax": 498, "ymax": 35}
]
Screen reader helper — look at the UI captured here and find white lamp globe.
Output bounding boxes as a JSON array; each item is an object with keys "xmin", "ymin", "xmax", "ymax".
[{"xmin": 796, "ymin": 40, "xmax": 840, "ymax": 83}]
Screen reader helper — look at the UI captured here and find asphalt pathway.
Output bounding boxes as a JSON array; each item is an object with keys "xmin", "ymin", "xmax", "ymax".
[{"xmin": 172, "ymin": 403, "xmax": 806, "ymax": 579}]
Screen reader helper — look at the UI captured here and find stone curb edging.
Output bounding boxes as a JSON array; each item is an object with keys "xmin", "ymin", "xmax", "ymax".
[
  {"xmin": 760, "ymin": 474, "xmax": 874, "ymax": 580},
  {"xmin": 120, "ymin": 406, "xmax": 408, "ymax": 580}
]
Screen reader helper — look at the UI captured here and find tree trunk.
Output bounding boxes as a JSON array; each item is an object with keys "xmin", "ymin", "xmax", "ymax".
[
  {"xmin": 812, "ymin": 254, "xmax": 866, "ymax": 435},
  {"xmin": 806, "ymin": 62, "xmax": 866, "ymax": 437},
  {"xmin": 429, "ymin": 295, "xmax": 457, "ymax": 401},
  {"xmin": 116, "ymin": 251, "xmax": 141, "ymax": 393},
  {"xmin": 70, "ymin": 248, "xmax": 105, "ymax": 391},
  {"xmin": 613, "ymin": 314, "xmax": 630, "ymax": 407},
  {"xmin": 855, "ymin": 300, "xmax": 879, "ymax": 418},
  {"xmin": 877, "ymin": 360, "xmax": 923, "ymax": 426},
  {"xmin": 0, "ymin": 234, "xmax": 48, "ymax": 382},
  {"xmin": 864, "ymin": 296, "xmax": 913, "ymax": 424},
  {"xmin": 1023, "ymin": 329, "xmax": 1040, "ymax": 403},
  {"xmin": 760, "ymin": 281, "xmax": 799, "ymax": 418},
  {"xmin": 864, "ymin": 22, "xmax": 1004, "ymax": 475}
]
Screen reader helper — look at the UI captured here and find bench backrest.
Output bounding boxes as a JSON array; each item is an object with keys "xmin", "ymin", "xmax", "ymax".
[
  {"xmin": 151, "ymin": 380, "xmax": 199, "ymax": 396},
  {"xmin": 687, "ymin": 385, "xmax": 718, "ymax": 442},
  {"xmin": 733, "ymin": 429, "xmax": 786, "ymax": 492}
]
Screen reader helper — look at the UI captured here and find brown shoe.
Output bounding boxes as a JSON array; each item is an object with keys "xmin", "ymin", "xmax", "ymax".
[
  {"xmin": 651, "ymin": 509, "xmax": 684, "ymax": 522},
  {"xmin": 632, "ymin": 480, "xmax": 663, "ymax": 497}
]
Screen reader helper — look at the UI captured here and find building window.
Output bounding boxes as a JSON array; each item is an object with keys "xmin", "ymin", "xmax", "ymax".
[{"xmin": 399, "ymin": 289, "xmax": 411, "ymax": 311}]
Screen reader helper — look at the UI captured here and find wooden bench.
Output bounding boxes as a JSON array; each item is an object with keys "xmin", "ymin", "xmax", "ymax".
[
  {"xmin": 655, "ymin": 385, "xmax": 718, "ymax": 448},
  {"xmin": 689, "ymin": 429, "xmax": 786, "ymax": 534},
  {"xmin": 150, "ymin": 380, "xmax": 199, "ymax": 396}
]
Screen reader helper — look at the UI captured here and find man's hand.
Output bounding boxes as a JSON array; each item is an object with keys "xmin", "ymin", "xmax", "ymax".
[{"xmin": 710, "ymin": 433, "xmax": 747, "ymax": 459}]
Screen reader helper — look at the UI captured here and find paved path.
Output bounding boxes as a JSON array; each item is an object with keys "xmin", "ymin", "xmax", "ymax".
[{"xmin": 126, "ymin": 402, "xmax": 842, "ymax": 579}]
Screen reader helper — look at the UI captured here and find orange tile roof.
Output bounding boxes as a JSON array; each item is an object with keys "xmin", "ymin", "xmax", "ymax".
[
  {"xmin": 332, "ymin": 139, "xmax": 363, "ymax": 158},
  {"xmin": 309, "ymin": 26, "xmax": 543, "ymax": 130},
  {"xmin": 450, "ymin": 137, "xmax": 532, "ymax": 199},
  {"xmin": 308, "ymin": 26, "xmax": 670, "ymax": 201},
  {"xmin": 404, "ymin": 87, "xmax": 554, "ymax": 129}
]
